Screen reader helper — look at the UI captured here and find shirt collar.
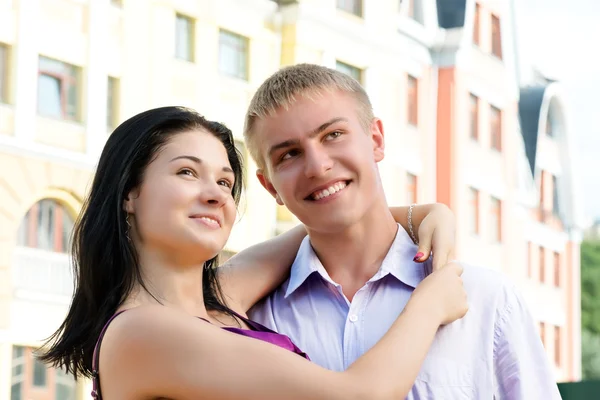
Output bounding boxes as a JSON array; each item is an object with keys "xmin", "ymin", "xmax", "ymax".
[
  {"xmin": 378, "ymin": 225, "xmax": 430, "ymax": 288},
  {"xmin": 284, "ymin": 224, "xmax": 430, "ymax": 298}
]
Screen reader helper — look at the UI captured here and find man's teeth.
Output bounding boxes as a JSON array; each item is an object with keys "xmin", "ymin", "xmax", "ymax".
[{"xmin": 312, "ymin": 182, "xmax": 347, "ymax": 200}]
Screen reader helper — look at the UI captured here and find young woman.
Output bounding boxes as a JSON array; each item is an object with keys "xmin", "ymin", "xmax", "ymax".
[{"xmin": 41, "ymin": 106, "xmax": 467, "ymax": 399}]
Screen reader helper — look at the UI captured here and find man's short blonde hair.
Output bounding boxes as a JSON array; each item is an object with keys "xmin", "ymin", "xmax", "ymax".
[{"xmin": 243, "ymin": 63, "xmax": 374, "ymax": 168}]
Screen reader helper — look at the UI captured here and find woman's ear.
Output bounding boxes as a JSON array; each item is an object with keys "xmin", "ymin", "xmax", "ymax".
[{"xmin": 122, "ymin": 189, "xmax": 138, "ymax": 214}]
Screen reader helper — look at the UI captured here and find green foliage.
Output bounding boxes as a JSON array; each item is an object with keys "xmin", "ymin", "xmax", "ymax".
[
  {"xmin": 582, "ymin": 330, "xmax": 600, "ymax": 380},
  {"xmin": 582, "ymin": 240, "xmax": 600, "ymax": 379},
  {"xmin": 582, "ymin": 240, "xmax": 600, "ymax": 335}
]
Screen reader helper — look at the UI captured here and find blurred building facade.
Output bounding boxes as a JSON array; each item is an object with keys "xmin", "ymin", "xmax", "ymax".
[{"xmin": 0, "ymin": 0, "xmax": 583, "ymax": 398}]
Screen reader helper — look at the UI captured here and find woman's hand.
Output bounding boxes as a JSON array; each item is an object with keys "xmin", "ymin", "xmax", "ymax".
[
  {"xmin": 413, "ymin": 203, "xmax": 457, "ymax": 271},
  {"xmin": 391, "ymin": 203, "xmax": 457, "ymax": 271},
  {"xmin": 407, "ymin": 261, "xmax": 468, "ymax": 325}
]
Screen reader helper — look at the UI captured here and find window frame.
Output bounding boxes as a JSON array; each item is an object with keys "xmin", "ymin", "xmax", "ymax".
[
  {"xmin": 107, "ymin": 76, "xmax": 119, "ymax": 131},
  {"xmin": 37, "ymin": 56, "xmax": 80, "ymax": 121},
  {"xmin": 407, "ymin": 75, "xmax": 419, "ymax": 127},
  {"xmin": 469, "ymin": 187, "xmax": 480, "ymax": 235},
  {"xmin": 218, "ymin": 29, "xmax": 250, "ymax": 81},
  {"xmin": 406, "ymin": 173, "xmax": 418, "ymax": 205},
  {"xmin": 491, "ymin": 13, "xmax": 503, "ymax": 59},
  {"xmin": 17, "ymin": 199, "xmax": 74, "ymax": 253},
  {"xmin": 175, "ymin": 13, "xmax": 195, "ymax": 62},
  {"xmin": 469, "ymin": 93, "xmax": 479, "ymax": 141},
  {"xmin": 335, "ymin": 60, "xmax": 363, "ymax": 84},
  {"xmin": 473, "ymin": 3, "xmax": 481, "ymax": 45},
  {"xmin": 490, "ymin": 197, "xmax": 502, "ymax": 243},
  {"xmin": 554, "ymin": 325, "xmax": 561, "ymax": 366},
  {"xmin": 336, "ymin": 0, "xmax": 363, "ymax": 17},
  {"xmin": 490, "ymin": 105, "xmax": 502, "ymax": 152}
]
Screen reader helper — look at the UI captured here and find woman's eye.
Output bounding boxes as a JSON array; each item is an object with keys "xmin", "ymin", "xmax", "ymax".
[
  {"xmin": 218, "ymin": 179, "xmax": 233, "ymax": 189},
  {"xmin": 178, "ymin": 168, "xmax": 195, "ymax": 177}
]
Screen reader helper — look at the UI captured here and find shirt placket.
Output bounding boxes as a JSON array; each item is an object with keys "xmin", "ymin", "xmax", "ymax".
[{"xmin": 342, "ymin": 283, "xmax": 370, "ymax": 369}]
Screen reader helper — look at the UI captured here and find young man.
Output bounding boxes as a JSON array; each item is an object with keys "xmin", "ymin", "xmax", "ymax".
[{"xmin": 245, "ymin": 64, "xmax": 560, "ymax": 399}]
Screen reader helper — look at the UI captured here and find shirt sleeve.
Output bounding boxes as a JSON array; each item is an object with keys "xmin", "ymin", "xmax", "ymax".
[
  {"xmin": 493, "ymin": 284, "xmax": 562, "ymax": 399},
  {"xmin": 247, "ymin": 294, "xmax": 279, "ymax": 331}
]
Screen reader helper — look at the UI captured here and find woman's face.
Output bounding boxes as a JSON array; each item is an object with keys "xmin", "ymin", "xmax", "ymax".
[{"xmin": 124, "ymin": 129, "xmax": 237, "ymax": 263}]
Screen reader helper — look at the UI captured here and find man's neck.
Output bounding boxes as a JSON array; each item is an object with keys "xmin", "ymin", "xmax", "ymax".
[{"xmin": 307, "ymin": 201, "xmax": 398, "ymax": 301}]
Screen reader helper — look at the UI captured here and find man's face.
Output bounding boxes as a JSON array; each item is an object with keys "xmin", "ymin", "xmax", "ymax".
[{"xmin": 254, "ymin": 90, "xmax": 386, "ymax": 234}]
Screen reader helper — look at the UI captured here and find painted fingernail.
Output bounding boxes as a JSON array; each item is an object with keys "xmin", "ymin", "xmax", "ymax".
[{"xmin": 413, "ymin": 252, "xmax": 425, "ymax": 262}]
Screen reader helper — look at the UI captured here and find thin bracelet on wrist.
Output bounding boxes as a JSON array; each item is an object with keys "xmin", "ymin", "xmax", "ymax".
[{"xmin": 408, "ymin": 204, "xmax": 419, "ymax": 245}]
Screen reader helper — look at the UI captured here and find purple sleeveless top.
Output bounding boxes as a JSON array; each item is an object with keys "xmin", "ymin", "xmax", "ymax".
[{"xmin": 91, "ymin": 308, "xmax": 309, "ymax": 399}]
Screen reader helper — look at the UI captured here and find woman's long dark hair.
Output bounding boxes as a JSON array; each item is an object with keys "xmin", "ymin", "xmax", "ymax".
[{"xmin": 39, "ymin": 106, "xmax": 244, "ymax": 378}]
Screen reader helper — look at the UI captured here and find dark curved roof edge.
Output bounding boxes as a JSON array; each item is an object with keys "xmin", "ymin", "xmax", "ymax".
[{"xmin": 518, "ymin": 85, "xmax": 548, "ymax": 175}]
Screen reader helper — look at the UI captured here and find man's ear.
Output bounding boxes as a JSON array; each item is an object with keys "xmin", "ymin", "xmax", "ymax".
[
  {"xmin": 371, "ymin": 118, "xmax": 385, "ymax": 162},
  {"xmin": 256, "ymin": 169, "xmax": 284, "ymax": 206}
]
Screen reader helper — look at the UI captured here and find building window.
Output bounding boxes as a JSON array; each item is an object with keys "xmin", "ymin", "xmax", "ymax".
[
  {"xmin": 539, "ymin": 246, "xmax": 545, "ymax": 283},
  {"xmin": 337, "ymin": 0, "xmax": 362, "ymax": 17},
  {"xmin": 55, "ymin": 368, "xmax": 77, "ymax": 400},
  {"xmin": 33, "ymin": 359, "xmax": 47, "ymax": 387},
  {"xmin": 407, "ymin": 75, "xmax": 418, "ymax": 127},
  {"xmin": 16, "ymin": 199, "xmax": 75, "ymax": 253},
  {"xmin": 175, "ymin": 14, "xmax": 195, "ymax": 61},
  {"xmin": 491, "ymin": 14, "xmax": 502, "ymax": 59},
  {"xmin": 335, "ymin": 61, "xmax": 362, "ymax": 84},
  {"xmin": 404, "ymin": 0, "xmax": 423, "ymax": 23},
  {"xmin": 554, "ymin": 326, "xmax": 561, "ymax": 366},
  {"xmin": 107, "ymin": 76, "xmax": 119, "ymax": 130},
  {"xmin": 11, "ymin": 346, "xmax": 24, "ymax": 400},
  {"xmin": 540, "ymin": 322, "xmax": 546, "ymax": 347},
  {"xmin": 219, "ymin": 30, "xmax": 249, "ymax": 81},
  {"xmin": 552, "ymin": 175, "xmax": 560, "ymax": 216},
  {"xmin": 490, "ymin": 197, "xmax": 501, "ymax": 242},
  {"xmin": 473, "ymin": 3, "xmax": 481, "ymax": 45},
  {"xmin": 11, "ymin": 346, "xmax": 76, "ymax": 400},
  {"xmin": 468, "ymin": 188, "xmax": 479, "ymax": 235},
  {"xmin": 0, "ymin": 43, "xmax": 8, "ymax": 103},
  {"xmin": 37, "ymin": 56, "xmax": 80, "ymax": 121},
  {"xmin": 490, "ymin": 105, "xmax": 502, "ymax": 151},
  {"xmin": 469, "ymin": 94, "xmax": 479, "ymax": 140},
  {"xmin": 406, "ymin": 173, "xmax": 417, "ymax": 204},
  {"xmin": 554, "ymin": 252, "xmax": 560, "ymax": 287}
]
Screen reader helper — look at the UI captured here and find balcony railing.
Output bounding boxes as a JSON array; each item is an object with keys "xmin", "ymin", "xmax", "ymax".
[{"xmin": 11, "ymin": 246, "xmax": 74, "ymax": 300}]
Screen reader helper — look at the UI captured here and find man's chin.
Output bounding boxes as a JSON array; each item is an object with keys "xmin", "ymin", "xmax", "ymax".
[{"xmin": 301, "ymin": 215, "xmax": 358, "ymax": 235}]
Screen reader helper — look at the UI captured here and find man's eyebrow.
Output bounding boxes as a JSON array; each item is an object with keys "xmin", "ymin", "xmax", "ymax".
[
  {"xmin": 268, "ymin": 117, "xmax": 348, "ymax": 157},
  {"xmin": 309, "ymin": 117, "xmax": 348, "ymax": 138}
]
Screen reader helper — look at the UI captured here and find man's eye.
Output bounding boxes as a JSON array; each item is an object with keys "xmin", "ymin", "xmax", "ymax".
[
  {"xmin": 281, "ymin": 149, "xmax": 299, "ymax": 161},
  {"xmin": 326, "ymin": 131, "xmax": 342, "ymax": 140}
]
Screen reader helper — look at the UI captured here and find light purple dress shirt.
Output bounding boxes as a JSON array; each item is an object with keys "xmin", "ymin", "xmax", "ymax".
[{"xmin": 249, "ymin": 225, "xmax": 562, "ymax": 399}]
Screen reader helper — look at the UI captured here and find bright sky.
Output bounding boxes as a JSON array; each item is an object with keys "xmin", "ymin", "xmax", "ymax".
[{"xmin": 518, "ymin": 0, "xmax": 600, "ymax": 224}]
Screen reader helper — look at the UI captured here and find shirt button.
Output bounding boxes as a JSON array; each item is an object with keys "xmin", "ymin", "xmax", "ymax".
[{"xmin": 349, "ymin": 315, "xmax": 358, "ymax": 322}]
